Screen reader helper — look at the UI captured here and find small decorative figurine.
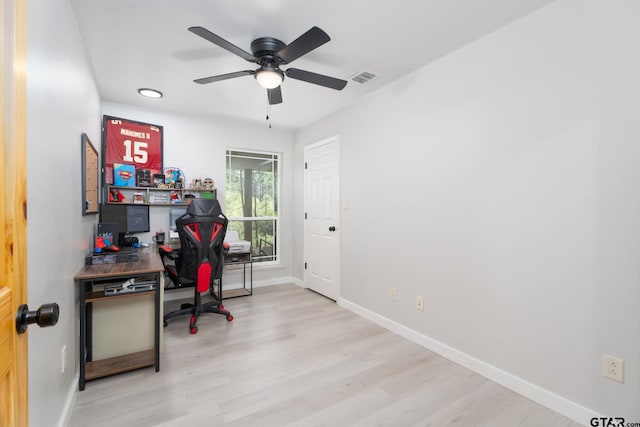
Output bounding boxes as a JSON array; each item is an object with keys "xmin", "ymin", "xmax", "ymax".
[
  {"xmin": 170, "ymin": 191, "xmax": 181, "ymax": 204},
  {"xmin": 109, "ymin": 189, "xmax": 125, "ymax": 203},
  {"xmin": 203, "ymin": 177, "xmax": 214, "ymax": 190}
]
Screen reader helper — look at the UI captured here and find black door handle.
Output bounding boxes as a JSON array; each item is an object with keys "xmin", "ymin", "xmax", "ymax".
[
  {"xmin": 329, "ymin": 226, "xmax": 336, "ymax": 232},
  {"xmin": 16, "ymin": 303, "xmax": 60, "ymax": 334}
]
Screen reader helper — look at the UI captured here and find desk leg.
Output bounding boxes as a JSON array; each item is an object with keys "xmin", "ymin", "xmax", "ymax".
[
  {"xmin": 242, "ymin": 263, "xmax": 246, "ymax": 294},
  {"xmin": 79, "ymin": 280, "xmax": 86, "ymax": 391},
  {"xmin": 86, "ymin": 302, "xmax": 93, "ymax": 362},
  {"xmin": 154, "ymin": 272, "xmax": 160, "ymax": 372}
]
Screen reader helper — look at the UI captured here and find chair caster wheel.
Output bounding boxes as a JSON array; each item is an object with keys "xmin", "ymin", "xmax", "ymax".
[
  {"xmin": 227, "ymin": 315, "xmax": 234, "ymax": 321},
  {"xmin": 219, "ymin": 305, "xmax": 225, "ymax": 310},
  {"xmin": 190, "ymin": 326, "xmax": 198, "ymax": 334},
  {"xmin": 163, "ymin": 320, "xmax": 167, "ymax": 327}
]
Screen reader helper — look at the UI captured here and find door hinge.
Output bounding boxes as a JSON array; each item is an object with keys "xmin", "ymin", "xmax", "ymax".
[
  {"xmin": 304, "ymin": 262, "xmax": 307, "ymax": 269},
  {"xmin": 305, "ymin": 212, "xmax": 307, "ymax": 219},
  {"xmin": 305, "ymin": 162, "xmax": 307, "ymax": 169}
]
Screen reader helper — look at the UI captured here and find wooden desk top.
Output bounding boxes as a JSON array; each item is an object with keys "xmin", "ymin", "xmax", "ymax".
[{"xmin": 74, "ymin": 246, "xmax": 164, "ymax": 281}]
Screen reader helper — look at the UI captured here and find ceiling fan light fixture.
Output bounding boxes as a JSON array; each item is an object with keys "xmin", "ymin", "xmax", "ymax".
[
  {"xmin": 138, "ymin": 88, "xmax": 163, "ymax": 99},
  {"xmin": 255, "ymin": 68, "xmax": 283, "ymax": 89}
]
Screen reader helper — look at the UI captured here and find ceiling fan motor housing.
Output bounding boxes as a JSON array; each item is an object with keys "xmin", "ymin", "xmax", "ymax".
[
  {"xmin": 250, "ymin": 37, "xmax": 287, "ymax": 63},
  {"xmin": 251, "ymin": 37, "xmax": 286, "ymax": 86}
]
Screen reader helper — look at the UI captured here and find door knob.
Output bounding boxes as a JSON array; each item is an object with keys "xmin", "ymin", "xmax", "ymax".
[
  {"xmin": 16, "ymin": 303, "xmax": 60, "ymax": 334},
  {"xmin": 329, "ymin": 226, "xmax": 336, "ymax": 232}
]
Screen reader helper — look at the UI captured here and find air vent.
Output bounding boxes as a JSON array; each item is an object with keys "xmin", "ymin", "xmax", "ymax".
[{"xmin": 350, "ymin": 70, "xmax": 378, "ymax": 84}]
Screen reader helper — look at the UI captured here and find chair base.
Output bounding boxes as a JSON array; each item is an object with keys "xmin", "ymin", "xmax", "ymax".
[{"xmin": 164, "ymin": 295, "xmax": 233, "ymax": 334}]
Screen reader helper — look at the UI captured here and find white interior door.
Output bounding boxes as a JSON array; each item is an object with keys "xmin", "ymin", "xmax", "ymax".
[{"xmin": 304, "ymin": 137, "xmax": 340, "ymax": 300}]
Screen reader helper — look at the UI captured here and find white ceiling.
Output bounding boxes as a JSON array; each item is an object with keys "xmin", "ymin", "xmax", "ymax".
[{"xmin": 70, "ymin": 0, "xmax": 553, "ymax": 130}]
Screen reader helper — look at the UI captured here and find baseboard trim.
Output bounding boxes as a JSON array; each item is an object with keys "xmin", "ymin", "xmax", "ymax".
[
  {"xmin": 337, "ymin": 297, "xmax": 598, "ymax": 427},
  {"xmin": 252, "ymin": 276, "xmax": 298, "ymax": 288},
  {"xmin": 56, "ymin": 372, "xmax": 79, "ymax": 427},
  {"xmin": 290, "ymin": 277, "xmax": 305, "ymax": 288},
  {"xmin": 163, "ymin": 276, "xmax": 299, "ymax": 302}
]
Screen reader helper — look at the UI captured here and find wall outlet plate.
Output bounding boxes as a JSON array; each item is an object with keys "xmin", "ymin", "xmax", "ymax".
[
  {"xmin": 390, "ymin": 287, "xmax": 397, "ymax": 301},
  {"xmin": 61, "ymin": 345, "xmax": 67, "ymax": 374},
  {"xmin": 416, "ymin": 296, "xmax": 424, "ymax": 311},
  {"xmin": 603, "ymin": 355, "xmax": 624, "ymax": 383}
]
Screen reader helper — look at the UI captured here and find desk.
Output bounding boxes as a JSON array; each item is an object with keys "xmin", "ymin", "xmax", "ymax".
[{"xmin": 74, "ymin": 247, "xmax": 163, "ymax": 390}]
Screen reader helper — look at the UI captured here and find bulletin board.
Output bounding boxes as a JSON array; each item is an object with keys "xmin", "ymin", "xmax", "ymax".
[
  {"xmin": 102, "ymin": 115, "xmax": 163, "ymax": 185},
  {"xmin": 82, "ymin": 133, "xmax": 99, "ymax": 215}
]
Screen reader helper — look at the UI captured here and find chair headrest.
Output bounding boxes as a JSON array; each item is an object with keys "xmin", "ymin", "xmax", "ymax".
[{"xmin": 186, "ymin": 198, "xmax": 222, "ymax": 217}]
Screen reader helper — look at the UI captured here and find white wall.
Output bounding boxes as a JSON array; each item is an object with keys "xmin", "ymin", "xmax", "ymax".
[
  {"xmin": 294, "ymin": 0, "xmax": 639, "ymax": 422},
  {"xmin": 27, "ymin": 0, "xmax": 102, "ymax": 426},
  {"xmin": 25, "ymin": 4, "xmax": 294, "ymax": 420},
  {"xmin": 102, "ymin": 103, "xmax": 295, "ymax": 288}
]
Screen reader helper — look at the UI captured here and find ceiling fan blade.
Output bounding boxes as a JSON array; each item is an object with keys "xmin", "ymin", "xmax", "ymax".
[
  {"xmin": 194, "ymin": 70, "xmax": 254, "ymax": 85},
  {"xmin": 267, "ymin": 86, "xmax": 283, "ymax": 105},
  {"xmin": 188, "ymin": 26, "xmax": 255, "ymax": 62},
  {"xmin": 276, "ymin": 27, "xmax": 330, "ymax": 64},
  {"xmin": 285, "ymin": 68, "xmax": 347, "ymax": 90}
]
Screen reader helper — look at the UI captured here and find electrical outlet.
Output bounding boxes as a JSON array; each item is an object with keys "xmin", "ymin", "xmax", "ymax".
[
  {"xmin": 416, "ymin": 296, "xmax": 424, "ymax": 311},
  {"xmin": 61, "ymin": 345, "xmax": 67, "ymax": 374},
  {"xmin": 390, "ymin": 287, "xmax": 397, "ymax": 301},
  {"xmin": 603, "ymin": 355, "xmax": 624, "ymax": 383}
]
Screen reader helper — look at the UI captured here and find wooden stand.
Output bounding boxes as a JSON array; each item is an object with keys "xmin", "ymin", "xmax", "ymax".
[{"xmin": 222, "ymin": 252, "xmax": 253, "ymax": 298}]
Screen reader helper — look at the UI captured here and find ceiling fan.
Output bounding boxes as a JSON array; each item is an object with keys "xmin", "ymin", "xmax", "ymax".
[{"xmin": 189, "ymin": 26, "xmax": 348, "ymax": 105}]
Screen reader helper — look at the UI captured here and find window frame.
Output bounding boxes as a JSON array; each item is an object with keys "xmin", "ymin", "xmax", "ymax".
[{"xmin": 225, "ymin": 148, "xmax": 281, "ymax": 265}]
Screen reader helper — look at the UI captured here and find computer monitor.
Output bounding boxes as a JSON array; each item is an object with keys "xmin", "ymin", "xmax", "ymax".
[
  {"xmin": 126, "ymin": 205, "xmax": 150, "ymax": 233},
  {"xmin": 101, "ymin": 204, "xmax": 150, "ymax": 245},
  {"xmin": 169, "ymin": 207, "xmax": 187, "ymax": 240},
  {"xmin": 169, "ymin": 207, "xmax": 187, "ymax": 231}
]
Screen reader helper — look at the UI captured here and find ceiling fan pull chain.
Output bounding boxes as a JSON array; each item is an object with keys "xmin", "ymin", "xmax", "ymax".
[{"xmin": 267, "ymin": 104, "xmax": 272, "ymax": 129}]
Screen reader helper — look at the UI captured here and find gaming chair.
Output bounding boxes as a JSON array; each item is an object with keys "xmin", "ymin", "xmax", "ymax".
[{"xmin": 161, "ymin": 199, "xmax": 233, "ymax": 334}]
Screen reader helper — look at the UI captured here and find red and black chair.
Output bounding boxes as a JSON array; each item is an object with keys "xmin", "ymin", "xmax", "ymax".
[{"xmin": 162, "ymin": 199, "xmax": 233, "ymax": 334}]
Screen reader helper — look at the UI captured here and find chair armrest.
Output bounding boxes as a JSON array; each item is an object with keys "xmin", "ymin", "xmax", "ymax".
[{"xmin": 158, "ymin": 245, "xmax": 180, "ymax": 260}]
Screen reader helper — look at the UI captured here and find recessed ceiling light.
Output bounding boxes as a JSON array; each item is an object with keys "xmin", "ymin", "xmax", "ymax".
[{"xmin": 138, "ymin": 88, "xmax": 163, "ymax": 99}]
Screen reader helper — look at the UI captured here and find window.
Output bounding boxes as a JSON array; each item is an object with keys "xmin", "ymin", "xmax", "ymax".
[{"xmin": 225, "ymin": 149, "xmax": 279, "ymax": 263}]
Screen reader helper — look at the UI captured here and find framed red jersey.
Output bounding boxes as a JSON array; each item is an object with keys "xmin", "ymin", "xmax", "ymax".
[{"xmin": 102, "ymin": 115, "xmax": 163, "ymax": 185}]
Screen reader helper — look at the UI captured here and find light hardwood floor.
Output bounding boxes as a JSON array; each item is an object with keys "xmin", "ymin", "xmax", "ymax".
[{"xmin": 69, "ymin": 284, "xmax": 582, "ymax": 427}]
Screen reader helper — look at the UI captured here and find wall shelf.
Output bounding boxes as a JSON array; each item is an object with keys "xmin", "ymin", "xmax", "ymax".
[{"xmin": 106, "ymin": 185, "xmax": 216, "ymax": 206}]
